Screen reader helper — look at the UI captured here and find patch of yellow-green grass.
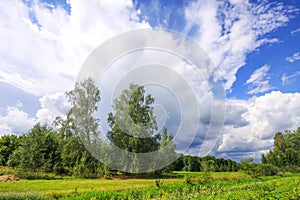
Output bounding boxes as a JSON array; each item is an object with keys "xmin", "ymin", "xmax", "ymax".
[
  {"xmin": 0, "ymin": 177, "xmax": 182, "ymax": 197},
  {"xmin": 0, "ymin": 166, "xmax": 15, "ymax": 175},
  {"xmin": 211, "ymin": 171, "xmax": 249, "ymax": 180},
  {"xmin": 172, "ymin": 171, "xmax": 249, "ymax": 180}
]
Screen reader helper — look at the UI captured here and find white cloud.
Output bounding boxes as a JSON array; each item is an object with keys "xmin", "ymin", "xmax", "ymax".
[
  {"xmin": 218, "ymin": 91, "xmax": 300, "ymax": 160},
  {"xmin": 291, "ymin": 28, "xmax": 300, "ymax": 35},
  {"xmin": 224, "ymin": 103, "xmax": 249, "ymax": 128},
  {"xmin": 286, "ymin": 52, "xmax": 300, "ymax": 63},
  {"xmin": 281, "ymin": 71, "xmax": 300, "ymax": 85},
  {"xmin": 184, "ymin": 0, "xmax": 295, "ymax": 91},
  {"xmin": 246, "ymin": 65, "xmax": 270, "ymax": 85},
  {"xmin": 36, "ymin": 92, "xmax": 70, "ymax": 124},
  {"xmin": 0, "ymin": 92, "xmax": 70, "ymax": 135},
  {"xmin": 0, "ymin": 106, "xmax": 35, "ymax": 135},
  {"xmin": 0, "ymin": 0, "xmax": 150, "ymax": 135},
  {"xmin": 245, "ymin": 65, "xmax": 273, "ymax": 95},
  {"xmin": 0, "ymin": 0, "xmax": 149, "ymax": 96}
]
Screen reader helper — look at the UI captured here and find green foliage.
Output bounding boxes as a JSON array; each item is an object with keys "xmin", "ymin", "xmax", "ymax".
[
  {"xmin": 7, "ymin": 123, "xmax": 60, "ymax": 172},
  {"xmin": 107, "ymin": 83, "xmax": 158, "ymax": 153},
  {"xmin": 155, "ymin": 127, "xmax": 177, "ymax": 174},
  {"xmin": 241, "ymin": 158, "xmax": 279, "ymax": 177},
  {"xmin": 107, "ymin": 83, "xmax": 174, "ymax": 174},
  {"xmin": 184, "ymin": 175, "xmax": 193, "ymax": 184},
  {"xmin": 179, "ymin": 155, "xmax": 240, "ymax": 173},
  {"xmin": 0, "ymin": 135, "xmax": 22, "ymax": 166},
  {"xmin": 240, "ymin": 157, "xmax": 260, "ymax": 178},
  {"xmin": 155, "ymin": 179, "xmax": 164, "ymax": 188},
  {"xmin": 263, "ymin": 127, "xmax": 300, "ymax": 173},
  {"xmin": 60, "ymin": 79, "xmax": 105, "ymax": 178},
  {"xmin": 14, "ymin": 169, "xmax": 58, "ymax": 179},
  {"xmin": 201, "ymin": 160, "xmax": 214, "ymax": 182},
  {"xmin": 183, "ymin": 156, "xmax": 200, "ymax": 172},
  {"xmin": 259, "ymin": 164, "xmax": 279, "ymax": 176},
  {"xmin": 66, "ymin": 78, "xmax": 101, "ymax": 144},
  {"xmin": 3, "ymin": 79, "xmax": 106, "ymax": 178}
]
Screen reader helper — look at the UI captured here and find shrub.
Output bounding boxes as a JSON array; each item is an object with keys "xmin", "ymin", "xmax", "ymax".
[
  {"xmin": 184, "ymin": 175, "xmax": 193, "ymax": 184},
  {"xmin": 155, "ymin": 179, "xmax": 164, "ymax": 188},
  {"xmin": 259, "ymin": 164, "xmax": 279, "ymax": 176}
]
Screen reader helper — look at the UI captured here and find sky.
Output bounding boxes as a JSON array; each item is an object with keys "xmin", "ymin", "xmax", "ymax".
[{"xmin": 0, "ymin": 0, "xmax": 300, "ymax": 162}]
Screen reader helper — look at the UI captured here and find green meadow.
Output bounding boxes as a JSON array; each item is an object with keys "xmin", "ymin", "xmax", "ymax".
[{"xmin": 0, "ymin": 170, "xmax": 299, "ymax": 199}]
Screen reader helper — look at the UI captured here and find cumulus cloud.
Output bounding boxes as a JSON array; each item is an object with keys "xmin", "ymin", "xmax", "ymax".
[
  {"xmin": 224, "ymin": 103, "xmax": 249, "ymax": 128},
  {"xmin": 218, "ymin": 91, "xmax": 300, "ymax": 160},
  {"xmin": 184, "ymin": 0, "xmax": 295, "ymax": 91},
  {"xmin": 0, "ymin": 106, "xmax": 35, "ymax": 135},
  {"xmin": 245, "ymin": 65, "xmax": 273, "ymax": 95},
  {"xmin": 0, "ymin": 92, "xmax": 70, "ymax": 135},
  {"xmin": 0, "ymin": 0, "xmax": 149, "ymax": 134},
  {"xmin": 36, "ymin": 92, "xmax": 70, "ymax": 124},
  {"xmin": 286, "ymin": 52, "xmax": 300, "ymax": 63},
  {"xmin": 0, "ymin": 0, "xmax": 149, "ymax": 96}
]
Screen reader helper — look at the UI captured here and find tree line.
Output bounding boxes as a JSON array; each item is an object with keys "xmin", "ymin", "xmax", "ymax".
[
  {"xmin": 0, "ymin": 78, "xmax": 299, "ymax": 178},
  {"xmin": 262, "ymin": 128, "xmax": 300, "ymax": 173}
]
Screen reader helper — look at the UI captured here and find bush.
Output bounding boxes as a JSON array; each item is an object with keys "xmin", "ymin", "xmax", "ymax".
[
  {"xmin": 286, "ymin": 165, "xmax": 300, "ymax": 174},
  {"xmin": 259, "ymin": 164, "xmax": 279, "ymax": 176},
  {"xmin": 155, "ymin": 179, "xmax": 164, "ymax": 188},
  {"xmin": 184, "ymin": 175, "xmax": 193, "ymax": 184},
  {"xmin": 15, "ymin": 168, "xmax": 57, "ymax": 180},
  {"xmin": 201, "ymin": 160, "xmax": 214, "ymax": 182}
]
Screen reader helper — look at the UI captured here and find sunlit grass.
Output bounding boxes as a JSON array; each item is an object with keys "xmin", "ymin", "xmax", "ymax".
[
  {"xmin": 0, "ymin": 171, "xmax": 299, "ymax": 199},
  {"xmin": 0, "ymin": 177, "xmax": 182, "ymax": 195}
]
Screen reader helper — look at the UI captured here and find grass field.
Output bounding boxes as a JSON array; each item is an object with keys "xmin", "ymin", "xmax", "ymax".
[{"xmin": 0, "ymin": 168, "xmax": 299, "ymax": 199}]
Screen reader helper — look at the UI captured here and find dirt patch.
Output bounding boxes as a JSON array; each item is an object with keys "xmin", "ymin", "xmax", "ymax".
[{"xmin": 0, "ymin": 175, "xmax": 19, "ymax": 182}]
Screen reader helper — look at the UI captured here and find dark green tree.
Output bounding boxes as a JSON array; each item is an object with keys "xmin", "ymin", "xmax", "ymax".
[
  {"xmin": 240, "ymin": 157, "xmax": 260, "ymax": 178},
  {"xmin": 274, "ymin": 132, "xmax": 285, "ymax": 152},
  {"xmin": 154, "ymin": 127, "xmax": 177, "ymax": 174},
  {"xmin": 263, "ymin": 127, "xmax": 300, "ymax": 173},
  {"xmin": 183, "ymin": 156, "xmax": 200, "ymax": 172},
  {"xmin": 201, "ymin": 160, "xmax": 214, "ymax": 182},
  {"xmin": 8, "ymin": 123, "xmax": 60, "ymax": 172},
  {"xmin": 0, "ymin": 135, "xmax": 22, "ymax": 166}
]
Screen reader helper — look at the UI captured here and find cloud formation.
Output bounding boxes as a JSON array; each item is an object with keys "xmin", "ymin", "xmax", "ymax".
[
  {"xmin": 291, "ymin": 28, "xmax": 300, "ymax": 35},
  {"xmin": 281, "ymin": 71, "xmax": 300, "ymax": 85},
  {"xmin": 245, "ymin": 65, "xmax": 273, "ymax": 95},
  {"xmin": 286, "ymin": 52, "xmax": 300, "ymax": 63},
  {"xmin": 0, "ymin": 0, "xmax": 149, "ymax": 96},
  {"xmin": 36, "ymin": 92, "xmax": 70, "ymax": 125},
  {"xmin": 218, "ymin": 91, "xmax": 300, "ymax": 160},
  {"xmin": 0, "ymin": 92, "xmax": 70, "ymax": 135},
  {"xmin": 0, "ymin": 105, "xmax": 35, "ymax": 135},
  {"xmin": 184, "ymin": 0, "xmax": 294, "ymax": 91}
]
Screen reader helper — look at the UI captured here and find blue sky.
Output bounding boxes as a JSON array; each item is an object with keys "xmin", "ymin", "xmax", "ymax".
[{"xmin": 0, "ymin": 0, "xmax": 299, "ymax": 161}]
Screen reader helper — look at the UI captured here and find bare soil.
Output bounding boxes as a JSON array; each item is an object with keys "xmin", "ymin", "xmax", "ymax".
[{"xmin": 0, "ymin": 175, "xmax": 19, "ymax": 182}]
